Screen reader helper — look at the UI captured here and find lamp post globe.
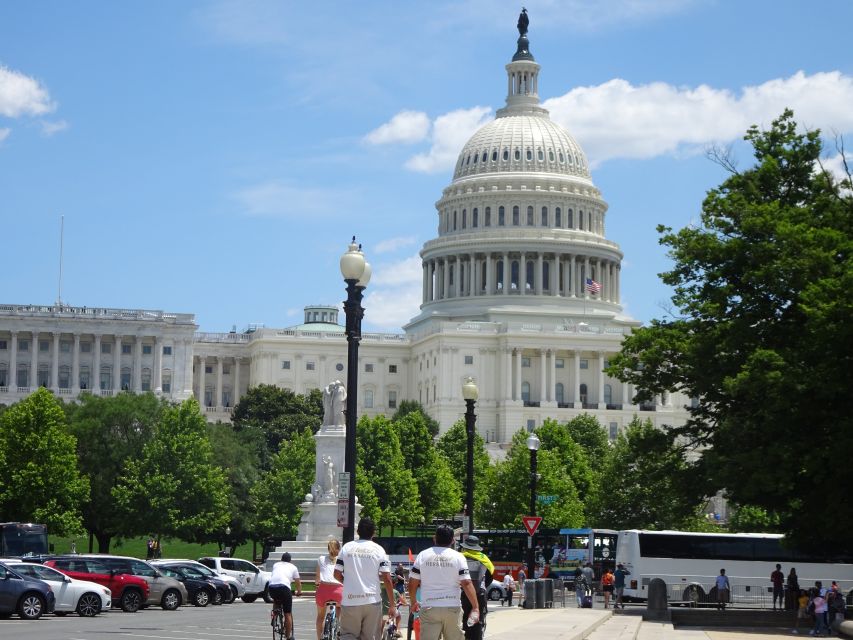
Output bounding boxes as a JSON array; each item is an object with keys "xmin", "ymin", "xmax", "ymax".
[
  {"xmin": 340, "ymin": 237, "xmax": 368, "ymax": 543},
  {"xmin": 462, "ymin": 377, "xmax": 478, "ymax": 536},
  {"xmin": 526, "ymin": 432, "xmax": 540, "ymax": 580}
]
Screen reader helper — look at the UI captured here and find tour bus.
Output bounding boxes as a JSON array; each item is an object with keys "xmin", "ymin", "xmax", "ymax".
[
  {"xmin": 549, "ymin": 528, "xmax": 618, "ymax": 582},
  {"xmin": 0, "ymin": 522, "xmax": 49, "ymax": 557},
  {"xmin": 616, "ymin": 529, "xmax": 853, "ymax": 605}
]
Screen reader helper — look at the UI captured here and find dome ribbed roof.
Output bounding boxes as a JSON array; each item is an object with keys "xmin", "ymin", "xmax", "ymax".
[{"xmin": 453, "ymin": 114, "xmax": 590, "ymax": 181}]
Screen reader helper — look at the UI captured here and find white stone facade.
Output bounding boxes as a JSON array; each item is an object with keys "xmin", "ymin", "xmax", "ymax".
[{"xmin": 0, "ymin": 35, "xmax": 690, "ymax": 443}]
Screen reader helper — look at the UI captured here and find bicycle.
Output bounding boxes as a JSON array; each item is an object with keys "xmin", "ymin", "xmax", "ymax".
[
  {"xmin": 271, "ymin": 604, "xmax": 286, "ymax": 640},
  {"xmin": 321, "ymin": 600, "xmax": 341, "ymax": 640}
]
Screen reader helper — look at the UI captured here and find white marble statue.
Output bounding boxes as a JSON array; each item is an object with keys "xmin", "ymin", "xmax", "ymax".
[
  {"xmin": 323, "ymin": 380, "xmax": 347, "ymax": 426},
  {"xmin": 322, "ymin": 455, "xmax": 335, "ymax": 496}
]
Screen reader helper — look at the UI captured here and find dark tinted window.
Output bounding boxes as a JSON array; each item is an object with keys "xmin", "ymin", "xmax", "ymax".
[{"xmin": 198, "ymin": 558, "xmax": 215, "ymax": 569}]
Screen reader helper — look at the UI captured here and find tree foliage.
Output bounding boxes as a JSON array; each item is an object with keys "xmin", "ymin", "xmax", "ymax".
[
  {"xmin": 112, "ymin": 399, "xmax": 230, "ymax": 542},
  {"xmin": 537, "ymin": 419, "xmax": 597, "ymax": 505},
  {"xmin": 393, "ymin": 400, "xmax": 440, "ymax": 437},
  {"xmin": 436, "ymin": 420, "xmax": 492, "ymax": 523},
  {"xmin": 607, "ymin": 110, "xmax": 853, "ymax": 550},
  {"xmin": 0, "ymin": 388, "xmax": 89, "ymax": 536}
]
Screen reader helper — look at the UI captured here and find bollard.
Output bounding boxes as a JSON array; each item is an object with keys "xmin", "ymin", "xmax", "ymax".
[
  {"xmin": 535, "ymin": 579, "xmax": 545, "ymax": 608},
  {"xmin": 523, "ymin": 579, "xmax": 536, "ymax": 609},
  {"xmin": 542, "ymin": 578, "xmax": 554, "ymax": 608}
]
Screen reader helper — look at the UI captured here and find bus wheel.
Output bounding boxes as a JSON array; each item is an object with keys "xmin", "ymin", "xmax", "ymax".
[{"xmin": 683, "ymin": 585, "xmax": 705, "ymax": 607}]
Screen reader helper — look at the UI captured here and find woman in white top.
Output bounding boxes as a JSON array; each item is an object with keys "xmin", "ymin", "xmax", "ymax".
[{"xmin": 316, "ymin": 538, "xmax": 343, "ymax": 640}]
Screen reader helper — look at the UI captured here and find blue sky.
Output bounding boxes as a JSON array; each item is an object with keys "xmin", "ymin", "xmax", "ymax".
[{"xmin": 2, "ymin": 1, "xmax": 852, "ymax": 332}]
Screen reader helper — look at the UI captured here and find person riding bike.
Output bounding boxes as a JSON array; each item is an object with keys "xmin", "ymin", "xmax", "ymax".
[
  {"xmin": 270, "ymin": 552, "xmax": 302, "ymax": 640},
  {"xmin": 459, "ymin": 535, "xmax": 493, "ymax": 640}
]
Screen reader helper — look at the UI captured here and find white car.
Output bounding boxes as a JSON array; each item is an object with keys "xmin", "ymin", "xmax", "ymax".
[
  {"xmin": 6, "ymin": 560, "xmax": 111, "ymax": 616},
  {"xmin": 198, "ymin": 557, "xmax": 271, "ymax": 603},
  {"xmin": 151, "ymin": 559, "xmax": 246, "ymax": 600}
]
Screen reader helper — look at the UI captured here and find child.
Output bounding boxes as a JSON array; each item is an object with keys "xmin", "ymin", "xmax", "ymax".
[
  {"xmin": 793, "ymin": 589, "xmax": 808, "ymax": 634},
  {"xmin": 385, "ymin": 589, "xmax": 407, "ymax": 638}
]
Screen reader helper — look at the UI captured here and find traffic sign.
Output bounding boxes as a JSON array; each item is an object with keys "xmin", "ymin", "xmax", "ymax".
[
  {"xmin": 338, "ymin": 472, "xmax": 351, "ymax": 500},
  {"xmin": 537, "ymin": 495, "xmax": 558, "ymax": 504},
  {"xmin": 522, "ymin": 515, "xmax": 542, "ymax": 536},
  {"xmin": 337, "ymin": 499, "xmax": 349, "ymax": 528}
]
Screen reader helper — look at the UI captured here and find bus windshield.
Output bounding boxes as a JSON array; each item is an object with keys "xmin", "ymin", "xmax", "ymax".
[{"xmin": 0, "ymin": 522, "xmax": 49, "ymax": 557}]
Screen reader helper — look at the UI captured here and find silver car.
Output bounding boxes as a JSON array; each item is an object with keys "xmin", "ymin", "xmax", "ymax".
[
  {"xmin": 152, "ymin": 559, "xmax": 246, "ymax": 600},
  {"xmin": 86, "ymin": 555, "xmax": 188, "ymax": 610}
]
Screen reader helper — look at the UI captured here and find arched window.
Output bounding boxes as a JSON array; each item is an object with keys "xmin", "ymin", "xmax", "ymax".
[
  {"xmin": 521, "ymin": 381, "xmax": 531, "ymax": 403},
  {"xmin": 100, "ymin": 366, "xmax": 111, "ymax": 391},
  {"xmin": 462, "ymin": 209, "xmax": 467, "ymax": 229},
  {"xmin": 537, "ymin": 149, "xmax": 544, "ymax": 161},
  {"xmin": 449, "ymin": 265, "xmax": 454, "ymax": 287},
  {"xmin": 497, "ymin": 260, "xmax": 504, "ymax": 290},
  {"xmin": 480, "ymin": 260, "xmax": 487, "ymax": 291},
  {"xmin": 492, "ymin": 150, "xmax": 498, "ymax": 162},
  {"xmin": 512, "ymin": 206, "xmax": 520, "ymax": 225},
  {"xmin": 473, "ymin": 152, "xmax": 478, "ymax": 164},
  {"xmin": 141, "ymin": 368, "xmax": 152, "ymax": 392},
  {"xmin": 503, "ymin": 149, "xmax": 509, "ymax": 161},
  {"xmin": 543, "ymin": 262, "xmax": 550, "ymax": 290},
  {"xmin": 527, "ymin": 206, "xmax": 534, "ymax": 226},
  {"xmin": 580, "ymin": 383, "xmax": 588, "ymax": 404},
  {"xmin": 568, "ymin": 208, "xmax": 574, "ymax": 228},
  {"xmin": 555, "ymin": 207, "xmax": 562, "ymax": 227},
  {"xmin": 541, "ymin": 206, "xmax": 548, "ymax": 226},
  {"xmin": 498, "ymin": 206, "xmax": 505, "ymax": 226},
  {"xmin": 511, "ymin": 260, "xmax": 520, "ymax": 290},
  {"xmin": 79, "ymin": 366, "xmax": 90, "ymax": 390},
  {"xmin": 526, "ymin": 260, "xmax": 534, "ymax": 290},
  {"xmin": 481, "ymin": 151, "xmax": 487, "ymax": 163},
  {"xmin": 453, "ymin": 210, "xmax": 458, "ymax": 230},
  {"xmin": 526, "ymin": 149, "xmax": 532, "ymax": 160},
  {"xmin": 556, "ymin": 383, "xmax": 565, "ymax": 404},
  {"xmin": 604, "ymin": 384, "xmax": 613, "ymax": 405},
  {"xmin": 514, "ymin": 148, "xmax": 520, "ymax": 160},
  {"xmin": 579, "ymin": 210, "xmax": 584, "ymax": 230},
  {"xmin": 162, "ymin": 370, "xmax": 172, "ymax": 394},
  {"xmin": 37, "ymin": 364, "xmax": 49, "ymax": 387},
  {"xmin": 364, "ymin": 389, "xmax": 374, "ymax": 409},
  {"xmin": 485, "ymin": 207, "xmax": 491, "ymax": 226},
  {"xmin": 121, "ymin": 367, "xmax": 131, "ymax": 391},
  {"xmin": 472, "ymin": 208, "xmax": 478, "ymax": 227}
]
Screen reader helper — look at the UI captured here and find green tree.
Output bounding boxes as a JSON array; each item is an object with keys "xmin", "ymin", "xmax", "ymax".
[
  {"xmin": 393, "ymin": 400, "xmax": 440, "ymax": 437},
  {"xmin": 586, "ymin": 417, "xmax": 703, "ymax": 530},
  {"xmin": 481, "ymin": 429, "xmax": 584, "ymax": 529},
  {"xmin": 607, "ymin": 111, "xmax": 853, "ymax": 550},
  {"xmin": 436, "ymin": 420, "xmax": 492, "ymax": 525},
  {"xmin": 537, "ymin": 419, "xmax": 597, "ymax": 504},
  {"xmin": 564, "ymin": 414, "xmax": 611, "ymax": 477},
  {"xmin": 395, "ymin": 411, "xmax": 461, "ymax": 522},
  {"xmin": 65, "ymin": 392, "xmax": 165, "ymax": 551},
  {"xmin": 357, "ymin": 415, "xmax": 422, "ymax": 528},
  {"xmin": 0, "ymin": 388, "xmax": 89, "ymax": 535},
  {"xmin": 112, "ymin": 398, "xmax": 230, "ymax": 542},
  {"xmin": 251, "ymin": 428, "xmax": 315, "ymax": 540}
]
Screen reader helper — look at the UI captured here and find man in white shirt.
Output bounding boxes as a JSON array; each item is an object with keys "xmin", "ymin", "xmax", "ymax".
[
  {"xmin": 408, "ymin": 525, "xmax": 479, "ymax": 640},
  {"xmin": 269, "ymin": 552, "xmax": 302, "ymax": 640},
  {"xmin": 334, "ymin": 518, "xmax": 396, "ymax": 640},
  {"xmin": 502, "ymin": 573, "xmax": 515, "ymax": 606}
]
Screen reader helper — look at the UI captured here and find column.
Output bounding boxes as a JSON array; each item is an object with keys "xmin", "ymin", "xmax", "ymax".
[
  {"xmin": 616, "ymin": 265, "xmax": 621, "ymax": 303},
  {"xmin": 197, "ymin": 356, "xmax": 206, "ymax": 405},
  {"xmin": 442, "ymin": 258, "xmax": 450, "ymax": 300},
  {"xmin": 72, "ymin": 334, "xmax": 80, "ymax": 393},
  {"xmin": 486, "ymin": 254, "xmax": 493, "ymax": 295},
  {"xmin": 573, "ymin": 350, "xmax": 582, "ymax": 408},
  {"xmin": 134, "ymin": 335, "xmax": 143, "ymax": 393},
  {"xmin": 552, "ymin": 254, "xmax": 559, "ymax": 296},
  {"xmin": 549, "ymin": 349, "xmax": 556, "ymax": 402},
  {"xmin": 455, "ymin": 256, "xmax": 462, "ymax": 297},
  {"xmin": 52, "ymin": 332, "xmax": 60, "ymax": 390},
  {"xmin": 216, "ymin": 357, "xmax": 224, "ymax": 409},
  {"xmin": 502, "ymin": 252, "xmax": 509, "ymax": 295},
  {"xmin": 153, "ymin": 336, "xmax": 162, "ymax": 393},
  {"xmin": 622, "ymin": 380, "xmax": 632, "ymax": 407},
  {"xmin": 183, "ymin": 339, "xmax": 194, "ymax": 396},
  {"xmin": 504, "ymin": 348, "xmax": 512, "ymax": 400},
  {"xmin": 597, "ymin": 351, "xmax": 606, "ymax": 409},
  {"xmin": 422, "ymin": 263, "xmax": 429, "ymax": 304},
  {"xmin": 9, "ymin": 332, "xmax": 17, "ymax": 389},
  {"xmin": 113, "ymin": 335, "xmax": 122, "ymax": 392},
  {"xmin": 514, "ymin": 348, "xmax": 522, "ymax": 401},
  {"xmin": 519, "ymin": 252, "xmax": 526, "ymax": 294},
  {"xmin": 570, "ymin": 255, "xmax": 577, "ymax": 297},
  {"xmin": 470, "ymin": 253, "xmax": 476, "ymax": 296},
  {"xmin": 234, "ymin": 357, "xmax": 242, "ymax": 406},
  {"xmin": 583, "ymin": 257, "xmax": 591, "ymax": 299},
  {"xmin": 93, "ymin": 335, "xmax": 102, "ymax": 392},
  {"xmin": 539, "ymin": 348, "xmax": 546, "ymax": 402},
  {"xmin": 535, "ymin": 253, "xmax": 543, "ymax": 295},
  {"xmin": 31, "ymin": 331, "xmax": 39, "ymax": 389}
]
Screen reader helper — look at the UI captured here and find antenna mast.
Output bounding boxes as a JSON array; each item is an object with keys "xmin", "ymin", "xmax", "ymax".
[{"xmin": 57, "ymin": 215, "xmax": 64, "ymax": 307}]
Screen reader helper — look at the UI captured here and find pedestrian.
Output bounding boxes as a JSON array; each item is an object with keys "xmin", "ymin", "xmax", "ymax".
[
  {"xmin": 501, "ymin": 572, "xmax": 515, "ymax": 607},
  {"xmin": 811, "ymin": 587, "xmax": 829, "ymax": 636},
  {"xmin": 516, "ymin": 564, "xmax": 527, "ymax": 608},
  {"xmin": 772, "ymin": 563, "xmax": 785, "ymax": 610},
  {"xmin": 573, "ymin": 567, "xmax": 587, "ymax": 608},
  {"xmin": 601, "ymin": 568, "xmax": 614, "ymax": 609},
  {"xmin": 787, "ymin": 568, "xmax": 800, "ymax": 611},
  {"xmin": 407, "ymin": 525, "xmax": 480, "ymax": 640},
  {"xmin": 394, "ymin": 564, "xmax": 406, "ymax": 594},
  {"xmin": 269, "ymin": 552, "xmax": 302, "ymax": 640},
  {"xmin": 715, "ymin": 569, "xmax": 730, "ymax": 610},
  {"xmin": 334, "ymin": 518, "xmax": 397, "ymax": 640},
  {"xmin": 793, "ymin": 588, "xmax": 808, "ymax": 634},
  {"xmin": 315, "ymin": 538, "xmax": 343, "ymax": 640},
  {"xmin": 582, "ymin": 562, "xmax": 595, "ymax": 592},
  {"xmin": 146, "ymin": 536, "xmax": 155, "ymax": 559},
  {"xmin": 828, "ymin": 582, "xmax": 846, "ymax": 626},
  {"xmin": 459, "ymin": 535, "xmax": 493, "ymax": 640},
  {"xmin": 614, "ymin": 563, "xmax": 631, "ymax": 610}
]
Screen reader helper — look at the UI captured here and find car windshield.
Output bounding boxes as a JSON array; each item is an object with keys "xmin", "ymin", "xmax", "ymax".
[
  {"xmin": 188, "ymin": 564, "xmax": 216, "ymax": 577},
  {"xmin": 13, "ymin": 564, "xmax": 62, "ymax": 581}
]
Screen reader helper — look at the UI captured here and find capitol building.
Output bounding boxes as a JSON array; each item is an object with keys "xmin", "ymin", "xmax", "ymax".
[{"xmin": 0, "ymin": 21, "xmax": 689, "ymax": 445}]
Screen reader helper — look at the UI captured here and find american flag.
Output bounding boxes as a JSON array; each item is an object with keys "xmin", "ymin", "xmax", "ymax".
[{"xmin": 586, "ymin": 278, "xmax": 602, "ymax": 294}]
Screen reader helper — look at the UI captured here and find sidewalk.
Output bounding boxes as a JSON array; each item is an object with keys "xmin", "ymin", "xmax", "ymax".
[{"xmin": 483, "ymin": 606, "xmax": 611, "ymax": 640}]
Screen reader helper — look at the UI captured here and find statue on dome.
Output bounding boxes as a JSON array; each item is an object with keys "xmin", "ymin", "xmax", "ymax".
[{"xmin": 517, "ymin": 7, "xmax": 529, "ymax": 36}]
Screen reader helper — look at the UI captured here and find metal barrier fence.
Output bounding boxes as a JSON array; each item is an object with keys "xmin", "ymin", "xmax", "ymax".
[{"xmin": 661, "ymin": 582, "xmax": 780, "ymax": 608}]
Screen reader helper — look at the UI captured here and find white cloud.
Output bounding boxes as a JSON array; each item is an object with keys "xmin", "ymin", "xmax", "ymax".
[
  {"xmin": 364, "ymin": 110, "xmax": 431, "ymax": 145},
  {"xmin": 544, "ymin": 71, "xmax": 853, "ymax": 167},
  {"xmin": 0, "ymin": 128, "xmax": 9, "ymax": 142},
  {"xmin": 40, "ymin": 119, "xmax": 68, "ymax": 136},
  {"xmin": 404, "ymin": 106, "xmax": 493, "ymax": 173},
  {"xmin": 363, "ymin": 254, "xmax": 423, "ymax": 329},
  {"xmin": 0, "ymin": 65, "xmax": 54, "ymax": 118},
  {"xmin": 374, "ymin": 236, "xmax": 418, "ymax": 254},
  {"xmin": 821, "ymin": 152, "xmax": 852, "ymax": 187},
  {"xmin": 233, "ymin": 181, "xmax": 353, "ymax": 217}
]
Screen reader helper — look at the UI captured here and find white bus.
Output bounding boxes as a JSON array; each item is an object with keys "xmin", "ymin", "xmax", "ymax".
[{"xmin": 616, "ymin": 529, "xmax": 853, "ymax": 606}]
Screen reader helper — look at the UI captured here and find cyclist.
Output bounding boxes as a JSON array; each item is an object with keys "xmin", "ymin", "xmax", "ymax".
[
  {"xmin": 270, "ymin": 552, "xmax": 302, "ymax": 640},
  {"xmin": 316, "ymin": 538, "xmax": 343, "ymax": 640}
]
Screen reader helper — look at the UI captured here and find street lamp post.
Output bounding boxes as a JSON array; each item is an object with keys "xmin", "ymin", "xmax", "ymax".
[
  {"xmin": 340, "ymin": 237, "xmax": 371, "ymax": 543},
  {"xmin": 462, "ymin": 377, "xmax": 479, "ymax": 537},
  {"xmin": 526, "ymin": 432, "xmax": 541, "ymax": 577}
]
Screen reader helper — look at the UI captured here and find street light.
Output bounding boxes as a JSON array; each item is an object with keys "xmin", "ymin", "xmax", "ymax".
[
  {"xmin": 340, "ymin": 237, "xmax": 371, "ymax": 543},
  {"xmin": 462, "ymin": 377, "xmax": 479, "ymax": 537},
  {"xmin": 526, "ymin": 432, "xmax": 541, "ymax": 577}
]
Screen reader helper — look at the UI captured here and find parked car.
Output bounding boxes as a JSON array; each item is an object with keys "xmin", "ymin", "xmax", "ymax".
[
  {"xmin": 45, "ymin": 557, "xmax": 149, "ymax": 612},
  {"xmin": 85, "ymin": 555, "xmax": 188, "ymax": 611},
  {"xmin": 0, "ymin": 560, "xmax": 55, "ymax": 620},
  {"xmin": 487, "ymin": 579, "xmax": 507, "ymax": 601},
  {"xmin": 198, "ymin": 556, "xmax": 271, "ymax": 603},
  {"xmin": 3, "ymin": 560, "xmax": 110, "ymax": 617},
  {"xmin": 151, "ymin": 563, "xmax": 221, "ymax": 607},
  {"xmin": 152, "ymin": 559, "xmax": 244, "ymax": 601}
]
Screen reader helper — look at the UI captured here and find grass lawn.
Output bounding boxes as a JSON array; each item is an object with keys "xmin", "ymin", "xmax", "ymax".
[{"xmin": 49, "ymin": 535, "xmax": 258, "ymax": 562}]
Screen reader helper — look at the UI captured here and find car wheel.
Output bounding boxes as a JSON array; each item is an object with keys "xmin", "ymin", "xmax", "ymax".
[
  {"xmin": 222, "ymin": 586, "xmax": 235, "ymax": 604},
  {"xmin": 120, "ymin": 588, "xmax": 143, "ymax": 613},
  {"xmin": 161, "ymin": 588, "xmax": 181, "ymax": 611},
  {"xmin": 262, "ymin": 585, "xmax": 273, "ymax": 604},
  {"xmin": 683, "ymin": 584, "xmax": 705, "ymax": 607},
  {"xmin": 77, "ymin": 592, "xmax": 102, "ymax": 617},
  {"xmin": 241, "ymin": 593, "xmax": 258, "ymax": 603},
  {"xmin": 193, "ymin": 588, "xmax": 210, "ymax": 607},
  {"xmin": 213, "ymin": 589, "xmax": 223, "ymax": 605},
  {"xmin": 488, "ymin": 587, "xmax": 502, "ymax": 601},
  {"xmin": 228, "ymin": 585, "xmax": 238, "ymax": 602},
  {"xmin": 19, "ymin": 593, "xmax": 46, "ymax": 620}
]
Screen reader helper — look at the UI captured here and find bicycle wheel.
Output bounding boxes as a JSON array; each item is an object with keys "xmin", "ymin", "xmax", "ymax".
[
  {"xmin": 322, "ymin": 604, "xmax": 338, "ymax": 640},
  {"xmin": 271, "ymin": 609, "xmax": 285, "ymax": 640}
]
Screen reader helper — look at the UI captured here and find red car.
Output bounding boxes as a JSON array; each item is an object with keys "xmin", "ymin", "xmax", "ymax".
[{"xmin": 45, "ymin": 557, "xmax": 149, "ymax": 612}]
